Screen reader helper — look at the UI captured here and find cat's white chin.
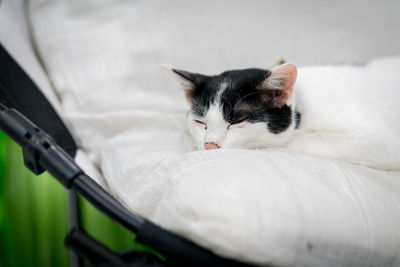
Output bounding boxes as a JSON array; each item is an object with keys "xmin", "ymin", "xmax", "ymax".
[{"xmin": 223, "ymin": 125, "xmax": 296, "ymax": 149}]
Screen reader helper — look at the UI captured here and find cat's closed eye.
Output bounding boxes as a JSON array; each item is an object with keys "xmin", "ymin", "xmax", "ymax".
[
  {"xmin": 194, "ymin": 119, "xmax": 207, "ymax": 129},
  {"xmin": 228, "ymin": 117, "xmax": 247, "ymax": 129}
]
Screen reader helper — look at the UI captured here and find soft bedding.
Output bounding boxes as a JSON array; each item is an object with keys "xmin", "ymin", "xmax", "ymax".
[{"xmin": 26, "ymin": 0, "xmax": 400, "ymax": 266}]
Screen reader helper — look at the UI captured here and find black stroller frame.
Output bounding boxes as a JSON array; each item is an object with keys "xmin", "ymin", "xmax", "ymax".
[{"xmin": 0, "ymin": 44, "xmax": 256, "ymax": 267}]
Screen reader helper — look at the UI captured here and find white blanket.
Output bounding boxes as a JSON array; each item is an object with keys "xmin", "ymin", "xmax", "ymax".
[{"xmin": 27, "ymin": 1, "xmax": 400, "ymax": 266}]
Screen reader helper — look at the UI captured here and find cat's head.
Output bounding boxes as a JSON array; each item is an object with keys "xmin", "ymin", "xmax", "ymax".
[{"xmin": 171, "ymin": 63, "xmax": 298, "ymax": 150}]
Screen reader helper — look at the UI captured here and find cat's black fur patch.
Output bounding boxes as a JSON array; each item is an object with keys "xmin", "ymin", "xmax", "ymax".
[
  {"xmin": 264, "ymin": 105, "xmax": 293, "ymax": 134},
  {"xmin": 189, "ymin": 68, "xmax": 295, "ymax": 134}
]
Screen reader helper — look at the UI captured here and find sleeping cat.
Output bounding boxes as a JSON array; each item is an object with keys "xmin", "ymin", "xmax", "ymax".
[{"xmin": 170, "ymin": 62, "xmax": 400, "ymax": 170}]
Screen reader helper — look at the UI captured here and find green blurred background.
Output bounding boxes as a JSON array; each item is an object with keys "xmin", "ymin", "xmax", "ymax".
[{"xmin": 0, "ymin": 131, "xmax": 148, "ymax": 267}]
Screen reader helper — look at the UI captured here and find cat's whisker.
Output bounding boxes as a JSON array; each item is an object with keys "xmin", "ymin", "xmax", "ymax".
[{"xmin": 233, "ymin": 92, "xmax": 258, "ymax": 110}]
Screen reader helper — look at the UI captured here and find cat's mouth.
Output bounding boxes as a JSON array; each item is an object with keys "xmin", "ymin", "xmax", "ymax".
[{"xmin": 204, "ymin": 142, "xmax": 221, "ymax": 150}]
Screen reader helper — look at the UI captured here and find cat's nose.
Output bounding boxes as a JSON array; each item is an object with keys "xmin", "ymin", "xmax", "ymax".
[{"xmin": 204, "ymin": 142, "xmax": 221, "ymax": 150}]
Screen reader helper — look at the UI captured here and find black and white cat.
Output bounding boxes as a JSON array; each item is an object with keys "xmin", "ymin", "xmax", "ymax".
[{"xmin": 171, "ymin": 62, "xmax": 400, "ymax": 170}]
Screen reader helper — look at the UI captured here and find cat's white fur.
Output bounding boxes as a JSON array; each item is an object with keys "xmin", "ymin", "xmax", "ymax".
[
  {"xmin": 186, "ymin": 62, "xmax": 400, "ymax": 171},
  {"xmin": 286, "ymin": 64, "xmax": 400, "ymax": 170}
]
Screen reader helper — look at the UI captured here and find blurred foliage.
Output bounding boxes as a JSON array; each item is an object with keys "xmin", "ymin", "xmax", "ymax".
[
  {"xmin": 0, "ymin": 132, "xmax": 159, "ymax": 267},
  {"xmin": 0, "ymin": 131, "xmax": 69, "ymax": 267}
]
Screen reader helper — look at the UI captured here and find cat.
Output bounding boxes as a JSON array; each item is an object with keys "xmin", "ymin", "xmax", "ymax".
[{"xmin": 170, "ymin": 61, "xmax": 400, "ymax": 170}]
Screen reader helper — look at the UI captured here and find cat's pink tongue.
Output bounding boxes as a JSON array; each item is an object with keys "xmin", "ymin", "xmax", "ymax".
[{"xmin": 204, "ymin": 142, "xmax": 221, "ymax": 150}]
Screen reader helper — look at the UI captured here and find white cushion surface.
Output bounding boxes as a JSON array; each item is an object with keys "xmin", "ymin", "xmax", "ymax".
[
  {"xmin": 27, "ymin": 1, "xmax": 400, "ymax": 266},
  {"xmin": 0, "ymin": 0, "xmax": 105, "ymax": 184}
]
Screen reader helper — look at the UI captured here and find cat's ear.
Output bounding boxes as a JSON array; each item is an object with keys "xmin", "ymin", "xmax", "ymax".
[
  {"xmin": 168, "ymin": 67, "xmax": 209, "ymax": 104},
  {"xmin": 259, "ymin": 63, "xmax": 297, "ymax": 107}
]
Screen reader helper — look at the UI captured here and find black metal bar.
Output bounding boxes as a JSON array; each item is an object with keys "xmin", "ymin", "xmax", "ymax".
[
  {"xmin": 65, "ymin": 227, "xmax": 125, "ymax": 265},
  {"xmin": 136, "ymin": 221, "xmax": 254, "ymax": 267},
  {"xmin": 0, "ymin": 103, "xmax": 144, "ymax": 232},
  {"xmin": 71, "ymin": 174, "xmax": 143, "ymax": 233},
  {"xmin": 68, "ymin": 191, "xmax": 84, "ymax": 267},
  {"xmin": 68, "ymin": 191, "xmax": 81, "ymax": 230}
]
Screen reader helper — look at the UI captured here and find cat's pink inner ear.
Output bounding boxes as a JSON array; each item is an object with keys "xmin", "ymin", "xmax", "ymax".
[
  {"xmin": 261, "ymin": 63, "xmax": 297, "ymax": 107},
  {"xmin": 274, "ymin": 63, "xmax": 297, "ymax": 91},
  {"xmin": 184, "ymin": 89, "xmax": 194, "ymax": 104}
]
